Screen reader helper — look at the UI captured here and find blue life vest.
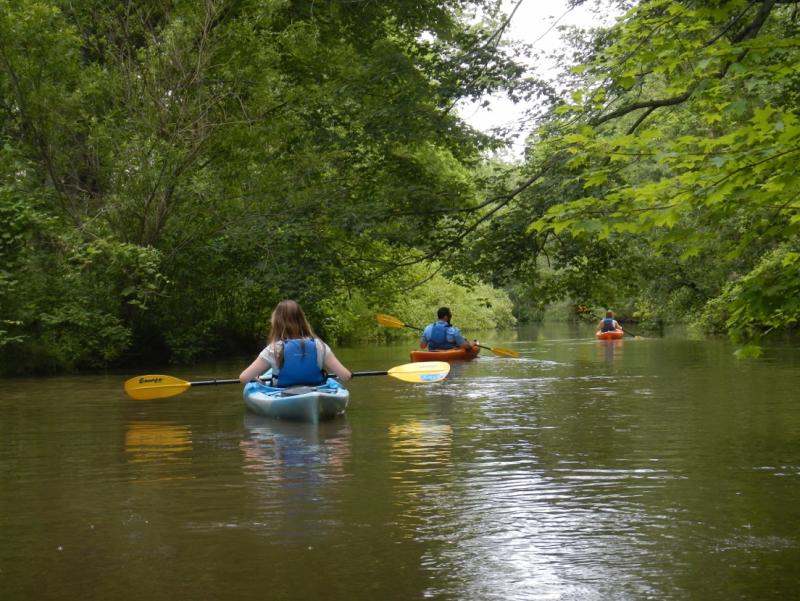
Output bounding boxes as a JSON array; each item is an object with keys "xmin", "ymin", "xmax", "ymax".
[
  {"xmin": 275, "ymin": 338, "xmax": 325, "ymax": 387},
  {"xmin": 601, "ymin": 317, "xmax": 616, "ymax": 332},
  {"xmin": 427, "ymin": 322, "xmax": 455, "ymax": 350}
]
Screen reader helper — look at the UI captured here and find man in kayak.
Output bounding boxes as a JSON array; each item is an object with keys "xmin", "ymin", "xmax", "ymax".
[
  {"xmin": 597, "ymin": 310, "xmax": 622, "ymax": 333},
  {"xmin": 239, "ymin": 299, "xmax": 352, "ymax": 386},
  {"xmin": 419, "ymin": 307, "xmax": 477, "ymax": 351}
]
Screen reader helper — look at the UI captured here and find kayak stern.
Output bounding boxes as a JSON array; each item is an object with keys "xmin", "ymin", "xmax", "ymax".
[{"xmin": 243, "ymin": 379, "xmax": 349, "ymax": 423}]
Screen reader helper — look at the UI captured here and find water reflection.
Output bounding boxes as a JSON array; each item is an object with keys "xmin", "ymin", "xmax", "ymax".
[
  {"xmin": 238, "ymin": 415, "xmax": 353, "ymax": 541},
  {"xmin": 389, "ymin": 420, "xmax": 453, "ymax": 464},
  {"xmin": 443, "ymin": 361, "xmax": 470, "ymax": 380},
  {"xmin": 125, "ymin": 421, "xmax": 192, "ymax": 459},
  {"xmin": 124, "ymin": 421, "xmax": 194, "ymax": 482},
  {"xmin": 241, "ymin": 414, "xmax": 351, "ymax": 484},
  {"xmin": 2, "ymin": 329, "xmax": 799, "ymax": 600},
  {"xmin": 399, "ymin": 341, "xmax": 673, "ymax": 599},
  {"xmin": 388, "ymin": 420, "xmax": 454, "ymax": 523},
  {"xmin": 598, "ymin": 338, "xmax": 624, "ymax": 362}
]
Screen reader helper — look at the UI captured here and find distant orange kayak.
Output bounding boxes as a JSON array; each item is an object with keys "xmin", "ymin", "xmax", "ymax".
[
  {"xmin": 410, "ymin": 345, "xmax": 480, "ymax": 362},
  {"xmin": 596, "ymin": 329, "xmax": 624, "ymax": 340}
]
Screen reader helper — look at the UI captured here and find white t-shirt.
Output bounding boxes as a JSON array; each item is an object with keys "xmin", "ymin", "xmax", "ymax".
[{"xmin": 258, "ymin": 339, "xmax": 329, "ymax": 378}]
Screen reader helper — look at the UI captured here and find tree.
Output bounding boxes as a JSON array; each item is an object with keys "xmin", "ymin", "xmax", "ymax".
[
  {"xmin": 0, "ymin": 0, "xmax": 526, "ymax": 371},
  {"xmin": 459, "ymin": 0, "xmax": 800, "ymax": 351}
]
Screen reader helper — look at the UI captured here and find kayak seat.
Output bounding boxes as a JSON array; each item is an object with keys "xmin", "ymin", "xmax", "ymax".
[{"xmin": 280, "ymin": 386, "xmax": 317, "ymax": 396}]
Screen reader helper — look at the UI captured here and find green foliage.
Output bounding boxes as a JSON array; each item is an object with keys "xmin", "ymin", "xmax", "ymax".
[
  {"xmin": 467, "ymin": 0, "xmax": 800, "ymax": 352},
  {"xmin": 0, "ymin": 0, "xmax": 525, "ymax": 372},
  {"xmin": 0, "ymin": 149, "xmax": 50, "ymax": 352},
  {"xmin": 1, "ymin": 227, "xmax": 167, "ymax": 371},
  {"xmin": 0, "ymin": 179, "xmax": 41, "ymax": 349},
  {"xmin": 40, "ymin": 238, "xmax": 166, "ymax": 368},
  {"xmin": 380, "ymin": 267, "xmax": 517, "ymax": 335},
  {"xmin": 696, "ymin": 245, "xmax": 800, "ymax": 359},
  {"xmin": 301, "ymin": 261, "xmax": 517, "ymax": 344},
  {"xmin": 719, "ymin": 246, "xmax": 800, "ymax": 351},
  {"xmin": 0, "ymin": 180, "xmax": 38, "ymax": 346}
]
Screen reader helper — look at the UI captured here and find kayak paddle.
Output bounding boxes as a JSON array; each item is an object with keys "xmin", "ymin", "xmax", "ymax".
[
  {"xmin": 123, "ymin": 375, "xmax": 240, "ymax": 400},
  {"xmin": 375, "ymin": 313, "xmax": 521, "ymax": 358},
  {"xmin": 123, "ymin": 361, "xmax": 451, "ymax": 400},
  {"xmin": 351, "ymin": 361, "xmax": 451, "ymax": 383}
]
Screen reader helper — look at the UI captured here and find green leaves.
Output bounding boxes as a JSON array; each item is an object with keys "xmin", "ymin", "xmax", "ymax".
[
  {"xmin": 0, "ymin": 0, "xmax": 529, "ymax": 371},
  {"xmin": 493, "ymin": 0, "xmax": 800, "ymax": 350}
]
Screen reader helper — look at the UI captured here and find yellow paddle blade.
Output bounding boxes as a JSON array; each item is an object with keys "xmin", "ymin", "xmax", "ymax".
[
  {"xmin": 375, "ymin": 313, "xmax": 406, "ymax": 329},
  {"xmin": 124, "ymin": 375, "xmax": 192, "ymax": 400},
  {"xmin": 488, "ymin": 346, "xmax": 521, "ymax": 358},
  {"xmin": 387, "ymin": 361, "xmax": 450, "ymax": 383}
]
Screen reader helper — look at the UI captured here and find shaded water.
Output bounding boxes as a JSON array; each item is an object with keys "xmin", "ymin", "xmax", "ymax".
[{"xmin": 1, "ymin": 324, "xmax": 799, "ymax": 600}]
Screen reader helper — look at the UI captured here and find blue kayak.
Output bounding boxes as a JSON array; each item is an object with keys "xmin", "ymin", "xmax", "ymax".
[{"xmin": 243, "ymin": 378, "xmax": 349, "ymax": 423}]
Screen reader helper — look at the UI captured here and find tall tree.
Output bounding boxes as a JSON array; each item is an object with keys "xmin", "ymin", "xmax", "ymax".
[
  {"xmin": 460, "ymin": 0, "xmax": 800, "ymax": 351},
  {"xmin": 0, "ymin": 0, "xmax": 525, "ymax": 370}
]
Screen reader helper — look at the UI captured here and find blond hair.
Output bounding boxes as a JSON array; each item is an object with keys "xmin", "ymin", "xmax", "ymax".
[{"xmin": 267, "ymin": 300, "xmax": 318, "ymax": 367}]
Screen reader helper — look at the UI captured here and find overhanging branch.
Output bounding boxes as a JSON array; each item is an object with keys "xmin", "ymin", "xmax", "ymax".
[{"xmin": 590, "ymin": 0, "xmax": 778, "ymax": 128}]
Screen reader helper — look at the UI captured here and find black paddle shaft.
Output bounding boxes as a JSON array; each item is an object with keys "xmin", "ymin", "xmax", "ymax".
[
  {"xmin": 350, "ymin": 370, "xmax": 389, "ymax": 377},
  {"xmin": 190, "ymin": 379, "xmax": 241, "ymax": 387}
]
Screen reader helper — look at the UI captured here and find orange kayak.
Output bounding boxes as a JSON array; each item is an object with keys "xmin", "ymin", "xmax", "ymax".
[
  {"xmin": 410, "ymin": 345, "xmax": 480, "ymax": 362},
  {"xmin": 596, "ymin": 329, "xmax": 624, "ymax": 340}
]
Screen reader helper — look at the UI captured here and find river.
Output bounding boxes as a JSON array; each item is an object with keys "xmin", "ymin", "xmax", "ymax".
[{"xmin": 1, "ymin": 324, "xmax": 798, "ymax": 600}]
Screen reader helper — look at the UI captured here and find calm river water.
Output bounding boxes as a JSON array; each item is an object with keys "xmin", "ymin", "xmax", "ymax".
[{"xmin": 1, "ymin": 324, "xmax": 799, "ymax": 600}]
